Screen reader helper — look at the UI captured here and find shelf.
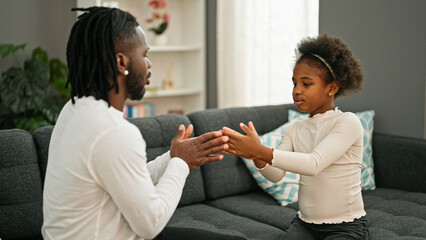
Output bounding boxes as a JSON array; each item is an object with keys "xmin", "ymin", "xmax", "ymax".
[
  {"xmin": 149, "ymin": 45, "xmax": 201, "ymax": 52},
  {"xmin": 126, "ymin": 89, "xmax": 201, "ymax": 103},
  {"xmin": 107, "ymin": 0, "xmax": 206, "ymax": 116}
]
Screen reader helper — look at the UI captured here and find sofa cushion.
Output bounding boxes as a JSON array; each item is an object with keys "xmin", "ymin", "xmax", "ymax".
[
  {"xmin": 372, "ymin": 133, "xmax": 426, "ymax": 193},
  {"xmin": 158, "ymin": 204, "xmax": 286, "ymax": 240},
  {"xmin": 33, "ymin": 126, "xmax": 54, "ymax": 185},
  {"xmin": 0, "ymin": 129, "xmax": 43, "ymax": 239},
  {"xmin": 355, "ymin": 110, "xmax": 376, "ymax": 190},
  {"xmin": 242, "ymin": 121, "xmax": 299, "ymax": 206},
  {"xmin": 128, "ymin": 114, "xmax": 206, "ymax": 206},
  {"xmin": 207, "ymin": 191, "xmax": 298, "ymax": 232},
  {"xmin": 188, "ymin": 104, "xmax": 296, "ymax": 200}
]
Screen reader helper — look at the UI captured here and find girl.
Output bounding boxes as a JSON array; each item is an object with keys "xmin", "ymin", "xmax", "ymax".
[{"xmin": 222, "ymin": 34, "xmax": 369, "ymax": 240}]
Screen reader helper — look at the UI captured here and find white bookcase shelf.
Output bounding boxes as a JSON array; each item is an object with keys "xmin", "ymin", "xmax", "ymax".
[
  {"xmin": 127, "ymin": 89, "xmax": 201, "ymax": 100},
  {"xmin": 149, "ymin": 45, "xmax": 202, "ymax": 52}
]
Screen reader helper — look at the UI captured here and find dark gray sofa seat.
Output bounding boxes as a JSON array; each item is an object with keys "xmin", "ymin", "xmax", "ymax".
[
  {"xmin": 162, "ymin": 204, "xmax": 286, "ymax": 240},
  {"xmin": 362, "ymin": 189, "xmax": 426, "ymax": 239},
  {"xmin": 1, "ymin": 104, "xmax": 425, "ymax": 240}
]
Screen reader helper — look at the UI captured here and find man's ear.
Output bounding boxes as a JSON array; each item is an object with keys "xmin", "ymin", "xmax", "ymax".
[{"xmin": 116, "ymin": 52, "xmax": 129, "ymax": 75}]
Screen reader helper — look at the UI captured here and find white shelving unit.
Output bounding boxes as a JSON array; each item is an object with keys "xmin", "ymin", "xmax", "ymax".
[
  {"xmin": 149, "ymin": 45, "xmax": 202, "ymax": 52},
  {"xmin": 77, "ymin": 0, "xmax": 206, "ymax": 116}
]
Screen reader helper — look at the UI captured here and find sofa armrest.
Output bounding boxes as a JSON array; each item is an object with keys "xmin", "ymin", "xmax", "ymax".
[{"xmin": 372, "ymin": 133, "xmax": 426, "ymax": 193}]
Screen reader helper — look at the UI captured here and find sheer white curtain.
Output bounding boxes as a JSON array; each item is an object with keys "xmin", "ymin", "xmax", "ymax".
[{"xmin": 217, "ymin": 0, "xmax": 319, "ymax": 108}]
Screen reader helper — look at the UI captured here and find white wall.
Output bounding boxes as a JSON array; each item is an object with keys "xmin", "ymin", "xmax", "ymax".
[{"xmin": 0, "ymin": 0, "xmax": 75, "ymax": 73}]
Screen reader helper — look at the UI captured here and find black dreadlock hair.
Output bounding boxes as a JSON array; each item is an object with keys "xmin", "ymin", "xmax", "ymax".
[{"xmin": 66, "ymin": 7, "xmax": 139, "ymax": 105}]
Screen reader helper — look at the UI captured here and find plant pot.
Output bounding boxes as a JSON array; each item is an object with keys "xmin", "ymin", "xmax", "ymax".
[{"xmin": 153, "ymin": 34, "xmax": 167, "ymax": 46}]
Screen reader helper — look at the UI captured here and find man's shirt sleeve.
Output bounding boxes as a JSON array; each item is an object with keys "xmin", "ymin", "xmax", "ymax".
[{"xmin": 87, "ymin": 124, "xmax": 189, "ymax": 239}]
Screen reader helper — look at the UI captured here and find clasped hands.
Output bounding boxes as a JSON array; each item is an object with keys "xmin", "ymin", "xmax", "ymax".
[{"xmin": 170, "ymin": 122, "xmax": 272, "ymax": 171}]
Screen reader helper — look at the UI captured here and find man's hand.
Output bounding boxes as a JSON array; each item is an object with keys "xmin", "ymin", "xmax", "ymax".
[{"xmin": 170, "ymin": 124, "xmax": 229, "ymax": 171}]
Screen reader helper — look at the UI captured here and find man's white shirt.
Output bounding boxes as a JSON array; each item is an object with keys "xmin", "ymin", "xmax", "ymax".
[{"xmin": 42, "ymin": 96, "xmax": 189, "ymax": 240}]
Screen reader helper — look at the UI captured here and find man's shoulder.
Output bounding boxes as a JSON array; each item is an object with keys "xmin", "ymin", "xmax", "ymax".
[
  {"xmin": 70, "ymin": 97, "xmax": 130, "ymax": 128},
  {"xmin": 54, "ymin": 98, "xmax": 140, "ymax": 145}
]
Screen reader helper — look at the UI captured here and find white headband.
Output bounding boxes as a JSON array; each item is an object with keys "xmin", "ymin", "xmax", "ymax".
[{"xmin": 295, "ymin": 49, "xmax": 336, "ymax": 80}]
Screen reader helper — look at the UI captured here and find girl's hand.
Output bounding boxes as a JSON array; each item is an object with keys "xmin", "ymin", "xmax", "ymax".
[
  {"xmin": 253, "ymin": 159, "xmax": 267, "ymax": 168},
  {"xmin": 222, "ymin": 121, "xmax": 272, "ymax": 162},
  {"xmin": 220, "ymin": 126, "xmax": 242, "ymax": 155}
]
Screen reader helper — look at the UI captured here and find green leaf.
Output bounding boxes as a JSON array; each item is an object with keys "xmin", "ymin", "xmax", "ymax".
[
  {"xmin": 54, "ymin": 77, "xmax": 71, "ymax": 99},
  {"xmin": 49, "ymin": 58, "xmax": 71, "ymax": 98},
  {"xmin": 32, "ymin": 47, "xmax": 49, "ymax": 64},
  {"xmin": 150, "ymin": 22, "xmax": 168, "ymax": 35},
  {"xmin": 40, "ymin": 95, "xmax": 66, "ymax": 123},
  {"xmin": 0, "ymin": 67, "xmax": 25, "ymax": 113},
  {"xmin": 0, "ymin": 58, "xmax": 49, "ymax": 114},
  {"xmin": 49, "ymin": 58, "xmax": 68, "ymax": 83},
  {"xmin": 0, "ymin": 43, "xmax": 26, "ymax": 59},
  {"xmin": 0, "ymin": 44, "xmax": 69, "ymax": 132}
]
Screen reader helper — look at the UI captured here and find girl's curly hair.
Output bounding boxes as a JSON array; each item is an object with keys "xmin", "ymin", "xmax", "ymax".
[{"xmin": 296, "ymin": 33, "xmax": 364, "ymax": 97}]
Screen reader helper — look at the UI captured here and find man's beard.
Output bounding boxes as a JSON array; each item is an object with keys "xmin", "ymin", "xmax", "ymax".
[{"xmin": 126, "ymin": 62, "xmax": 146, "ymax": 101}]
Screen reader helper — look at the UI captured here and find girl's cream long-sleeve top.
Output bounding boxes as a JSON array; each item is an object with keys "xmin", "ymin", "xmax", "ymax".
[{"xmin": 260, "ymin": 108, "xmax": 366, "ymax": 224}]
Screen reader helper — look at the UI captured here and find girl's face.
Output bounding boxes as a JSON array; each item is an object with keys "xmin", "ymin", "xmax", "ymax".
[{"xmin": 292, "ymin": 61, "xmax": 336, "ymax": 117}]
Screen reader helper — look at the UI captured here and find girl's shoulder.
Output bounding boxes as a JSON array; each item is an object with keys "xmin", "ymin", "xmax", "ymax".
[
  {"xmin": 338, "ymin": 111, "xmax": 360, "ymax": 123},
  {"xmin": 333, "ymin": 111, "xmax": 363, "ymax": 132}
]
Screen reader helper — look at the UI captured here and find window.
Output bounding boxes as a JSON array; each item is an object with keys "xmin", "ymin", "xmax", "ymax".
[{"xmin": 217, "ymin": 0, "xmax": 319, "ymax": 108}]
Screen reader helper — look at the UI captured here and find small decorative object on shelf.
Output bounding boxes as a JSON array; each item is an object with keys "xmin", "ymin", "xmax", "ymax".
[
  {"xmin": 145, "ymin": 0, "xmax": 169, "ymax": 45},
  {"xmin": 124, "ymin": 103, "xmax": 156, "ymax": 118},
  {"xmin": 162, "ymin": 61, "xmax": 175, "ymax": 90},
  {"xmin": 145, "ymin": 86, "xmax": 159, "ymax": 92},
  {"xmin": 168, "ymin": 109, "xmax": 184, "ymax": 115}
]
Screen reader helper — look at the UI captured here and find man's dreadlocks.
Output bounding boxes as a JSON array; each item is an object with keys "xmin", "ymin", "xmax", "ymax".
[{"xmin": 66, "ymin": 7, "xmax": 139, "ymax": 105}]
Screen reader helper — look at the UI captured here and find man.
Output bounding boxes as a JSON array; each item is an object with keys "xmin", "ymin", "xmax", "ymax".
[{"xmin": 42, "ymin": 7, "xmax": 229, "ymax": 240}]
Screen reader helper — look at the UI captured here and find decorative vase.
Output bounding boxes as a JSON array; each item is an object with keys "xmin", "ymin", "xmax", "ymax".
[{"xmin": 153, "ymin": 34, "xmax": 167, "ymax": 46}]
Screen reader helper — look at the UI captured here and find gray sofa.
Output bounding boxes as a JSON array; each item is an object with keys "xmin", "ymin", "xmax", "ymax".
[{"xmin": 1, "ymin": 104, "xmax": 425, "ymax": 240}]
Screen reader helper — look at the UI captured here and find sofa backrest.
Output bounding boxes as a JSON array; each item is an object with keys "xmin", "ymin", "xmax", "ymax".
[
  {"xmin": 33, "ymin": 126, "xmax": 54, "ymax": 185},
  {"xmin": 372, "ymin": 133, "xmax": 426, "ymax": 193},
  {"xmin": 0, "ymin": 129, "xmax": 43, "ymax": 240},
  {"xmin": 188, "ymin": 104, "xmax": 296, "ymax": 200}
]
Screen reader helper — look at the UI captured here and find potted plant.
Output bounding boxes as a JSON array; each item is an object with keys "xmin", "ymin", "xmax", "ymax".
[
  {"xmin": 145, "ymin": 0, "xmax": 170, "ymax": 45},
  {"xmin": 0, "ymin": 43, "xmax": 69, "ymax": 133}
]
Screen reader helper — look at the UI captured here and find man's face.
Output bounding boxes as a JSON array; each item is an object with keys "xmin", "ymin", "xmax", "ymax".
[
  {"xmin": 126, "ymin": 59, "xmax": 149, "ymax": 100},
  {"xmin": 125, "ymin": 26, "xmax": 152, "ymax": 101}
]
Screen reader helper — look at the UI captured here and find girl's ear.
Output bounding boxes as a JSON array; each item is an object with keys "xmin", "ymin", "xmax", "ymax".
[
  {"xmin": 116, "ymin": 52, "xmax": 129, "ymax": 75},
  {"xmin": 329, "ymin": 81, "xmax": 340, "ymax": 96}
]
